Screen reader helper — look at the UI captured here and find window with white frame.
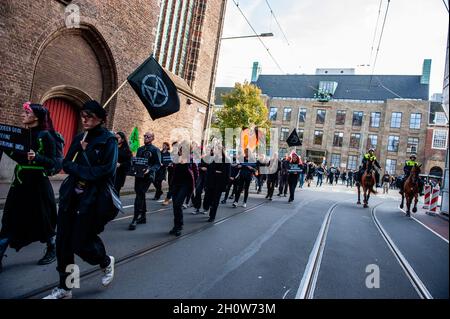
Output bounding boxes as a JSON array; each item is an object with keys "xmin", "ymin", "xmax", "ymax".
[
  {"xmin": 434, "ymin": 112, "xmax": 448, "ymax": 125},
  {"xmin": 367, "ymin": 134, "xmax": 378, "ymax": 149},
  {"xmin": 316, "ymin": 109, "xmax": 326, "ymax": 124},
  {"xmin": 283, "ymin": 107, "xmax": 292, "ymax": 121},
  {"xmin": 331, "ymin": 154, "xmax": 341, "ymax": 167},
  {"xmin": 407, "ymin": 137, "xmax": 419, "ymax": 153},
  {"xmin": 409, "ymin": 113, "xmax": 421, "ymax": 129},
  {"xmin": 370, "ymin": 112, "xmax": 381, "ymax": 128},
  {"xmin": 387, "ymin": 136, "xmax": 400, "ymax": 152},
  {"xmin": 352, "ymin": 111, "xmax": 363, "ymax": 126},
  {"xmin": 298, "ymin": 108, "xmax": 307, "ymax": 123},
  {"xmin": 269, "ymin": 107, "xmax": 277, "ymax": 121},
  {"xmin": 333, "ymin": 132, "xmax": 344, "ymax": 147},
  {"xmin": 347, "ymin": 155, "xmax": 358, "ymax": 170},
  {"xmin": 296, "ymin": 128, "xmax": 304, "ymax": 141},
  {"xmin": 280, "ymin": 128, "xmax": 290, "ymax": 141},
  {"xmin": 432, "ymin": 130, "xmax": 448, "ymax": 149},
  {"xmin": 385, "ymin": 159, "xmax": 397, "ymax": 174},
  {"xmin": 390, "ymin": 112, "xmax": 402, "ymax": 128},
  {"xmin": 350, "ymin": 133, "xmax": 361, "ymax": 149}
]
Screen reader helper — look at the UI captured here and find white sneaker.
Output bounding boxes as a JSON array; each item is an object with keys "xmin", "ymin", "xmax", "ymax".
[
  {"xmin": 232, "ymin": 202, "xmax": 238, "ymax": 208},
  {"xmin": 182, "ymin": 204, "xmax": 188, "ymax": 209},
  {"xmin": 201, "ymin": 209, "xmax": 209, "ymax": 215},
  {"xmin": 43, "ymin": 287, "xmax": 72, "ymax": 299},
  {"xmin": 242, "ymin": 203, "xmax": 247, "ymax": 208},
  {"xmin": 192, "ymin": 209, "xmax": 199, "ymax": 215},
  {"xmin": 102, "ymin": 256, "xmax": 115, "ymax": 287}
]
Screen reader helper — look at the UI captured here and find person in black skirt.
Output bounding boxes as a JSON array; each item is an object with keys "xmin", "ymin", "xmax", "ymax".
[
  {"xmin": 0, "ymin": 102, "xmax": 58, "ymax": 272},
  {"xmin": 114, "ymin": 131, "xmax": 132, "ymax": 196}
]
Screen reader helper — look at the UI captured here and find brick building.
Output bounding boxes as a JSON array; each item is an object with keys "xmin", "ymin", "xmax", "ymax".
[
  {"xmin": 215, "ymin": 64, "xmax": 444, "ymax": 176},
  {"xmin": 0, "ymin": 0, "xmax": 227, "ymax": 178}
]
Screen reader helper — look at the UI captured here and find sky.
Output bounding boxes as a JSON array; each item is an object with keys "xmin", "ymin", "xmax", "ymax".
[{"xmin": 215, "ymin": 0, "xmax": 449, "ymax": 97}]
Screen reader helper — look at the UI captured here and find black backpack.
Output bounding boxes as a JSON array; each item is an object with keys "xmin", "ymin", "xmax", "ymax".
[{"xmin": 48, "ymin": 131, "xmax": 65, "ymax": 176}]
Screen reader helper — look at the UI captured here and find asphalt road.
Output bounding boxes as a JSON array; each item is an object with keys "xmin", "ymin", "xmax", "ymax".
[{"xmin": 0, "ymin": 185, "xmax": 447, "ymax": 299}]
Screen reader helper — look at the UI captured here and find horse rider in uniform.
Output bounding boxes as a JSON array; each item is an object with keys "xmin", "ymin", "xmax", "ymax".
[
  {"xmin": 400, "ymin": 154, "xmax": 424, "ymax": 195},
  {"xmin": 357, "ymin": 148, "xmax": 381, "ymax": 186}
]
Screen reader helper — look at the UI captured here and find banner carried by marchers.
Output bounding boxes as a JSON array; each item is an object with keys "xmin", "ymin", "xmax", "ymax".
[
  {"xmin": 0, "ymin": 124, "xmax": 30, "ymax": 153},
  {"xmin": 127, "ymin": 56, "xmax": 180, "ymax": 120}
]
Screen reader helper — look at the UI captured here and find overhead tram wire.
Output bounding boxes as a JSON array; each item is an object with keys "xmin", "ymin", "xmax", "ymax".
[
  {"xmin": 369, "ymin": 0, "xmax": 384, "ymax": 64},
  {"xmin": 231, "ymin": 0, "xmax": 285, "ymax": 74},
  {"xmin": 369, "ymin": 0, "xmax": 391, "ymax": 87},
  {"xmin": 443, "ymin": 0, "xmax": 449, "ymax": 13},
  {"xmin": 264, "ymin": 0, "xmax": 291, "ymax": 46}
]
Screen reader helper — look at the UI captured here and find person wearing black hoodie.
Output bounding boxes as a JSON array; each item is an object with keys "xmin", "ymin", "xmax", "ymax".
[
  {"xmin": 0, "ymin": 102, "xmax": 58, "ymax": 272},
  {"xmin": 233, "ymin": 149, "xmax": 256, "ymax": 208},
  {"xmin": 221, "ymin": 158, "xmax": 239, "ymax": 204}
]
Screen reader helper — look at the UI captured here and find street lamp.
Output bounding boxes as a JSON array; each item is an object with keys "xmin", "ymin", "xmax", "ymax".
[{"xmin": 221, "ymin": 32, "xmax": 274, "ymax": 40}]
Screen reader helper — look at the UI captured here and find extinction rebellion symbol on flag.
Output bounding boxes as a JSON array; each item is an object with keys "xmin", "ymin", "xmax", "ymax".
[{"xmin": 141, "ymin": 75, "xmax": 169, "ymax": 108}]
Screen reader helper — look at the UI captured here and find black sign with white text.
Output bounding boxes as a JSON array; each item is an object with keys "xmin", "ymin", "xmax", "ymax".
[{"xmin": 0, "ymin": 123, "xmax": 30, "ymax": 153}]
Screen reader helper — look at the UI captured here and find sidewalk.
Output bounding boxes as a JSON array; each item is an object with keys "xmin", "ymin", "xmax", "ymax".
[{"xmin": 0, "ymin": 175, "xmax": 167, "ymax": 209}]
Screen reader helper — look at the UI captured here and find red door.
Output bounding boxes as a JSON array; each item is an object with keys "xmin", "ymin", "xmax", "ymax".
[{"xmin": 43, "ymin": 98, "xmax": 78, "ymax": 156}]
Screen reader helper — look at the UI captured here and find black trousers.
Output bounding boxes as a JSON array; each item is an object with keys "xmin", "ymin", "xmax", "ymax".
[
  {"xmin": 172, "ymin": 184, "xmax": 191, "ymax": 230},
  {"xmin": 267, "ymin": 178, "xmax": 277, "ymax": 198},
  {"xmin": 278, "ymin": 175, "xmax": 288, "ymax": 195},
  {"xmin": 134, "ymin": 177, "xmax": 152, "ymax": 220},
  {"xmin": 152, "ymin": 178, "xmax": 164, "ymax": 199},
  {"xmin": 223, "ymin": 180, "xmax": 237, "ymax": 201},
  {"xmin": 205, "ymin": 186, "xmax": 223, "ymax": 220},
  {"xmin": 235, "ymin": 177, "xmax": 251, "ymax": 203},
  {"xmin": 192, "ymin": 174, "xmax": 207, "ymax": 210},
  {"xmin": 56, "ymin": 196, "xmax": 109, "ymax": 290},
  {"xmin": 288, "ymin": 174, "xmax": 299, "ymax": 201}
]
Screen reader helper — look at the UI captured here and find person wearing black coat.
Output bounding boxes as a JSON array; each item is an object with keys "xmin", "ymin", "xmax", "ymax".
[
  {"xmin": 129, "ymin": 132, "xmax": 161, "ymax": 230},
  {"xmin": 277, "ymin": 155, "xmax": 290, "ymax": 196},
  {"xmin": 0, "ymin": 103, "xmax": 58, "ymax": 272},
  {"xmin": 114, "ymin": 131, "xmax": 132, "ymax": 195},
  {"xmin": 233, "ymin": 149, "xmax": 257, "ymax": 208},
  {"xmin": 44, "ymin": 100, "xmax": 118, "ymax": 299},
  {"xmin": 192, "ymin": 158, "xmax": 209, "ymax": 214},
  {"xmin": 152, "ymin": 142, "xmax": 170, "ymax": 200},
  {"xmin": 287, "ymin": 153, "xmax": 302, "ymax": 202},
  {"xmin": 221, "ymin": 159, "xmax": 240, "ymax": 204},
  {"xmin": 204, "ymin": 149, "xmax": 230, "ymax": 222},
  {"xmin": 169, "ymin": 143, "xmax": 196, "ymax": 236}
]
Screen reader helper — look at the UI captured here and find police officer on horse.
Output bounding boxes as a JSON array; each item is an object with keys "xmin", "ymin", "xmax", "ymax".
[
  {"xmin": 399, "ymin": 154, "xmax": 424, "ymax": 195},
  {"xmin": 356, "ymin": 148, "xmax": 381, "ymax": 185}
]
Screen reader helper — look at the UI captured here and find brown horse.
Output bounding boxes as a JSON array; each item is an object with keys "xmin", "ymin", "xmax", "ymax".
[
  {"xmin": 400, "ymin": 164, "xmax": 421, "ymax": 216},
  {"xmin": 357, "ymin": 160, "xmax": 377, "ymax": 208}
]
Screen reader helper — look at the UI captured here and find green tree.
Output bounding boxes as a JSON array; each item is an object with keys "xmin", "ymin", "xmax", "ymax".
[{"xmin": 213, "ymin": 82, "xmax": 270, "ymax": 133}]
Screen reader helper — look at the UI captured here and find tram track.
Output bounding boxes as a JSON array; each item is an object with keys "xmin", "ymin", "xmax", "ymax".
[
  {"xmin": 17, "ymin": 199, "xmax": 269, "ymax": 299},
  {"xmin": 372, "ymin": 205, "xmax": 434, "ymax": 299}
]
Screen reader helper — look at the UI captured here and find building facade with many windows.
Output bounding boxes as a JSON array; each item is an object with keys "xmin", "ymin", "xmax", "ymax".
[{"xmin": 254, "ymin": 69, "xmax": 436, "ymax": 176}]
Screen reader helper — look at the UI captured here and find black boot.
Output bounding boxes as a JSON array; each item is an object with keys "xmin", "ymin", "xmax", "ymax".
[
  {"xmin": 136, "ymin": 213, "xmax": 147, "ymax": 224},
  {"xmin": 0, "ymin": 238, "xmax": 9, "ymax": 273},
  {"xmin": 128, "ymin": 219, "xmax": 137, "ymax": 230},
  {"xmin": 37, "ymin": 239, "xmax": 56, "ymax": 265}
]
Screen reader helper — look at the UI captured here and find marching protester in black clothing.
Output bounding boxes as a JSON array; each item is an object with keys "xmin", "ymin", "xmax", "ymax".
[
  {"xmin": 305, "ymin": 160, "xmax": 316, "ymax": 187},
  {"xmin": 114, "ymin": 131, "xmax": 132, "ymax": 195},
  {"xmin": 277, "ymin": 154, "xmax": 289, "ymax": 196},
  {"xmin": 204, "ymin": 146, "xmax": 230, "ymax": 222},
  {"xmin": 316, "ymin": 164, "xmax": 325, "ymax": 187},
  {"xmin": 266, "ymin": 153, "xmax": 280, "ymax": 200},
  {"xmin": 44, "ymin": 100, "xmax": 118, "ymax": 299},
  {"xmin": 129, "ymin": 132, "xmax": 161, "ymax": 230},
  {"xmin": 347, "ymin": 170, "xmax": 354, "ymax": 187},
  {"xmin": 192, "ymin": 156, "xmax": 209, "ymax": 214},
  {"xmin": 233, "ymin": 149, "xmax": 256, "ymax": 208},
  {"xmin": 162, "ymin": 142, "xmax": 176, "ymax": 206},
  {"xmin": 169, "ymin": 142, "xmax": 196, "ymax": 236},
  {"xmin": 221, "ymin": 158, "xmax": 240, "ymax": 204},
  {"xmin": 0, "ymin": 102, "xmax": 58, "ymax": 272},
  {"xmin": 152, "ymin": 142, "xmax": 171, "ymax": 200},
  {"xmin": 287, "ymin": 153, "xmax": 302, "ymax": 202}
]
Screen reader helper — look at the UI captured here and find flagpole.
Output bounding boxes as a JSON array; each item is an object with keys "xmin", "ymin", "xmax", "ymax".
[{"xmin": 72, "ymin": 79, "xmax": 128, "ymax": 161}]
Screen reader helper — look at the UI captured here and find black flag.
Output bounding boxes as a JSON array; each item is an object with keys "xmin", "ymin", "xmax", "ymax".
[
  {"xmin": 286, "ymin": 129, "xmax": 302, "ymax": 147},
  {"xmin": 127, "ymin": 56, "xmax": 180, "ymax": 120}
]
